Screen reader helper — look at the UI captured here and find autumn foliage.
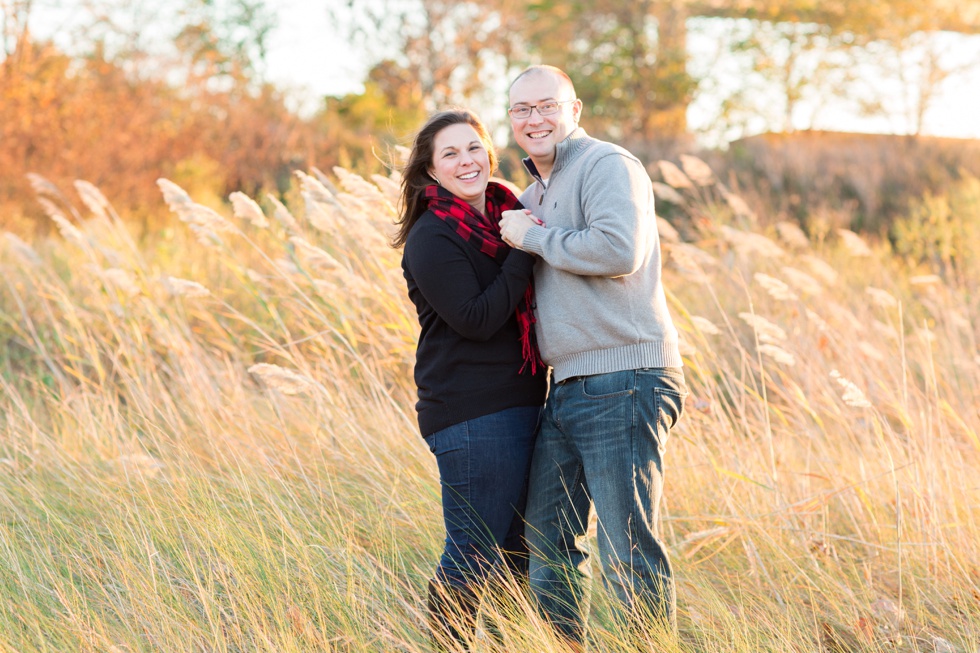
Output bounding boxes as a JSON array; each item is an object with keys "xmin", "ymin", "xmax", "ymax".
[{"xmin": 0, "ymin": 36, "xmax": 399, "ymax": 233}]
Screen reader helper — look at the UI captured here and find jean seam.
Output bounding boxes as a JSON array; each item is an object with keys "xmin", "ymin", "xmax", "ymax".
[
  {"xmin": 580, "ymin": 369, "xmax": 635, "ymax": 400},
  {"xmin": 629, "ymin": 373, "xmax": 640, "ymax": 564},
  {"xmin": 581, "ymin": 389, "xmax": 633, "ymax": 400},
  {"xmin": 655, "ymin": 386, "xmax": 685, "ymax": 430},
  {"xmin": 462, "ymin": 419, "xmax": 471, "ymax": 516}
]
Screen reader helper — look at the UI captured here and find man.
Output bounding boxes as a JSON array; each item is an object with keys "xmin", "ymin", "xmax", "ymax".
[{"xmin": 499, "ymin": 65, "xmax": 688, "ymax": 645}]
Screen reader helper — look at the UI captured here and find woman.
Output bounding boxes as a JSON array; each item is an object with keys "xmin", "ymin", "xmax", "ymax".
[{"xmin": 395, "ymin": 108, "xmax": 546, "ymax": 648}]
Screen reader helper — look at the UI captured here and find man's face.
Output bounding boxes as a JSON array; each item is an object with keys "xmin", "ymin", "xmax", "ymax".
[{"xmin": 508, "ymin": 71, "xmax": 581, "ymax": 171}]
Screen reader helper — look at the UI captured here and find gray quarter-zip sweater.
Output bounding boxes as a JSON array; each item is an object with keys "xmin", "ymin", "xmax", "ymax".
[{"xmin": 518, "ymin": 128, "xmax": 682, "ymax": 381}]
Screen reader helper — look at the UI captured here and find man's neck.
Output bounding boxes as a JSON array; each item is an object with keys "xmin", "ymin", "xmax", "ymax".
[{"xmin": 532, "ymin": 156, "xmax": 555, "ymax": 180}]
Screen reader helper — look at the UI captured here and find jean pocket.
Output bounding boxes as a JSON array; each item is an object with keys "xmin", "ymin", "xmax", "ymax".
[
  {"xmin": 581, "ymin": 370, "xmax": 634, "ymax": 399},
  {"xmin": 424, "ymin": 433, "xmax": 437, "ymax": 454},
  {"xmin": 654, "ymin": 386, "xmax": 686, "ymax": 430}
]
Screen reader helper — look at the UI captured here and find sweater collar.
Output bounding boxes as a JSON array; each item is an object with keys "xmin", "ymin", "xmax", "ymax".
[{"xmin": 522, "ymin": 127, "xmax": 592, "ymax": 183}]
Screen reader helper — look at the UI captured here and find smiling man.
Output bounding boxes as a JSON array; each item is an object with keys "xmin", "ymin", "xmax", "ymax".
[{"xmin": 499, "ymin": 65, "xmax": 688, "ymax": 646}]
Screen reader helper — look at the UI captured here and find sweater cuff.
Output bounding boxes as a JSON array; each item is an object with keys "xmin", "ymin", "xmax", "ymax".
[{"xmin": 521, "ymin": 225, "xmax": 546, "ymax": 255}]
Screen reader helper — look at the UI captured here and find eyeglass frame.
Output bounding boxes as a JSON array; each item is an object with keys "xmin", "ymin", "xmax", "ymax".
[{"xmin": 507, "ymin": 99, "xmax": 577, "ymax": 120}]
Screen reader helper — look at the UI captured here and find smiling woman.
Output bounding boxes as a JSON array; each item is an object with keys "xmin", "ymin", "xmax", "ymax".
[
  {"xmin": 394, "ymin": 108, "xmax": 547, "ymax": 649},
  {"xmin": 428, "ymin": 124, "xmax": 492, "ymax": 215}
]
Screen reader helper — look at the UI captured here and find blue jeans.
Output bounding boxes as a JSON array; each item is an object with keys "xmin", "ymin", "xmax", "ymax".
[
  {"xmin": 525, "ymin": 368, "xmax": 688, "ymax": 641},
  {"xmin": 425, "ymin": 406, "xmax": 540, "ymax": 590}
]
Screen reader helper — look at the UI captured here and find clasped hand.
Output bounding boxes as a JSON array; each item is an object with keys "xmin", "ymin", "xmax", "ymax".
[{"xmin": 500, "ymin": 209, "xmax": 544, "ymax": 249}]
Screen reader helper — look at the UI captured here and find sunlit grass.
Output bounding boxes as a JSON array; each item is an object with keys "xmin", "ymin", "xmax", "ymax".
[{"xmin": 1, "ymin": 161, "xmax": 978, "ymax": 652}]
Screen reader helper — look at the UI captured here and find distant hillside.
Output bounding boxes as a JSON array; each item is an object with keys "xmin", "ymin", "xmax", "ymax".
[{"xmin": 723, "ymin": 131, "xmax": 980, "ymax": 232}]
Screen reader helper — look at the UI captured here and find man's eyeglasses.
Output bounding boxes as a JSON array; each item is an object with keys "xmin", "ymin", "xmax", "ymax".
[{"xmin": 507, "ymin": 99, "xmax": 576, "ymax": 119}]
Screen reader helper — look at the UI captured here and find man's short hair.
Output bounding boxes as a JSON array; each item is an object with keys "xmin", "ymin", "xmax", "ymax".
[{"xmin": 509, "ymin": 65, "xmax": 576, "ymax": 97}]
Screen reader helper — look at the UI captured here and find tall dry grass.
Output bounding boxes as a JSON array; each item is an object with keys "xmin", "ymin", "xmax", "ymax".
[{"xmin": 0, "ymin": 158, "xmax": 978, "ymax": 652}]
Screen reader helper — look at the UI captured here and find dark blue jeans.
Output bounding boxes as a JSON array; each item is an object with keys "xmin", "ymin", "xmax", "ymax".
[
  {"xmin": 525, "ymin": 368, "xmax": 688, "ymax": 641},
  {"xmin": 425, "ymin": 405, "xmax": 540, "ymax": 590}
]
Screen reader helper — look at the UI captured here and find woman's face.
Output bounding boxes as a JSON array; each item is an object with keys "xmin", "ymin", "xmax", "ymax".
[{"xmin": 429, "ymin": 123, "xmax": 491, "ymax": 211}]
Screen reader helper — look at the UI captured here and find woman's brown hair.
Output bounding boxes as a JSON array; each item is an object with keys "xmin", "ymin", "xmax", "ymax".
[{"xmin": 392, "ymin": 108, "xmax": 497, "ymax": 248}]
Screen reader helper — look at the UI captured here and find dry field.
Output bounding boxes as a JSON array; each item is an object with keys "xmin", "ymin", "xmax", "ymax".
[{"xmin": 1, "ymin": 159, "xmax": 978, "ymax": 652}]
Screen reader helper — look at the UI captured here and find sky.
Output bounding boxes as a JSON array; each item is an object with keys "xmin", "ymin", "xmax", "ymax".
[
  {"xmin": 22, "ymin": 0, "xmax": 980, "ymax": 145},
  {"xmin": 262, "ymin": 0, "xmax": 366, "ymax": 106}
]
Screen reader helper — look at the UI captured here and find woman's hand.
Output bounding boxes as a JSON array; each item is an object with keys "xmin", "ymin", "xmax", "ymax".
[{"xmin": 500, "ymin": 209, "xmax": 544, "ymax": 249}]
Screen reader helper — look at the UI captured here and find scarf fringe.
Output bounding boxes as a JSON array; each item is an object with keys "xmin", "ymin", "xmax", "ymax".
[{"xmin": 516, "ymin": 285, "xmax": 544, "ymax": 376}]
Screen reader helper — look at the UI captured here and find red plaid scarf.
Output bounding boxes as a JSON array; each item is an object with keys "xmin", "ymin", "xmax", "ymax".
[{"xmin": 424, "ymin": 182, "xmax": 543, "ymax": 375}]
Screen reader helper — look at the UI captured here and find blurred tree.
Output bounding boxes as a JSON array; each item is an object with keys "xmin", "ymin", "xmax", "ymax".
[
  {"xmin": 329, "ymin": 0, "xmax": 699, "ymax": 161},
  {"xmin": 0, "ymin": 1, "xmax": 323, "ymax": 231},
  {"xmin": 856, "ymin": 0, "xmax": 980, "ymax": 136},
  {"xmin": 0, "ymin": 37, "xmax": 196, "ymax": 228},
  {"xmin": 693, "ymin": 18, "xmax": 863, "ymax": 143},
  {"xmin": 330, "ymin": 0, "xmax": 525, "ymax": 112},
  {"xmin": 330, "ymin": 60, "xmax": 427, "ymax": 137},
  {"xmin": 0, "ymin": 0, "xmax": 31, "ymax": 58},
  {"xmin": 689, "ymin": 0, "xmax": 980, "ymax": 139},
  {"xmin": 310, "ymin": 62, "xmax": 429, "ymax": 175},
  {"xmin": 330, "ymin": 0, "xmax": 980, "ymax": 150},
  {"xmin": 518, "ymin": 0, "xmax": 698, "ymax": 158},
  {"xmin": 172, "ymin": 0, "xmax": 277, "ymax": 87}
]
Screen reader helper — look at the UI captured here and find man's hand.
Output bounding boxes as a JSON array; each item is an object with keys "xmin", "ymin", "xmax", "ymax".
[{"xmin": 500, "ymin": 209, "xmax": 543, "ymax": 249}]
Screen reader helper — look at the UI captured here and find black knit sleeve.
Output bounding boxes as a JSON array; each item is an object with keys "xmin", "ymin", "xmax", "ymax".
[{"xmin": 404, "ymin": 220, "xmax": 535, "ymax": 341}]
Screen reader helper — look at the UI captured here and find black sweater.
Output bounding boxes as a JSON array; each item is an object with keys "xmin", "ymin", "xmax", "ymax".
[{"xmin": 402, "ymin": 212, "xmax": 547, "ymax": 436}]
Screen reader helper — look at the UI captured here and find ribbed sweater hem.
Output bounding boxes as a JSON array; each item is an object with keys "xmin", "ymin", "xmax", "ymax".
[{"xmin": 549, "ymin": 341, "xmax": 683, "ymax": 382}]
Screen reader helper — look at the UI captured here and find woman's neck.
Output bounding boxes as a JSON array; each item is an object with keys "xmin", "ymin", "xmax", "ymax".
[{"xmin": 467, "ymin": 197, "xmax": 487, "ymax": 216}]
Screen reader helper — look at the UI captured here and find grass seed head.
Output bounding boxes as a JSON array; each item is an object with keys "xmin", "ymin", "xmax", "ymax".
[
  {"xmin": 50, "ymin": 212, "xmax": 86, "ymax": 247},
  {"xmin": 103, "ymin": 268, "xmax": 140, "ymax": 297},
  {"xmin": 289, "ymin": 237, "xmax": 341, "ymax": 269},
  {"xmin": 758, "ymin": 343, "xmax": 796, "ymax": 365},
  {"xmin": 156, "ymin": 178, "xmax": 193, "ymax": 213},
  {"xmin": 229, "ymin": 191, "xmax": 269, "ymax": 228},
  {"xmin": 658, "ymin": 160, "xmax": 695, "ymax": 190},
  {"xmin": 865, "ymin": 286, "xmax": 898, "ymax": 309},
  {"xmin": 754, "ymin": 273, "xmax": 799, "ymax": 301},
  {"xmin": 739, "ymin": 312, "xmax": 787, "ymax": 343},
  {"xmin": 680, "ymin": 154, "xmax": 715, "ymax": 186},
  {"xmin": 691, "ymin": 316, "xmax": 722, "ymax": 335},
  {"xmin": 163, "ymin": 276, "xmax": 211, "ymax": 298},
  {"xmin": 830, "ymin": 370, "xmax": 872, "ymax": 408},
  {"xmin": 26, "ymin": 172, "xmax": 62, "ymax": 198},
  {"xmin": 780, "ymin": 266, "xmax": 823, "ymax": 296},
  {"xmin": 74, "ymin": 180, "xmax": 112, "ymax": 221},
  {"xmin": 837, "ymin": 229, "xmax": 873, "ymax": 257},
  {"xmin": 266, "ymin": 194, "xmax": 299, "ymax": 231},
  {"xmin": 724, "ymin": 191, "xmax": 756, "ymax": 221},
  {"xmin": 248, "ymin": 363, "xmax": 316, "ymax": 396},
  {"xmin": 720, "ymin": 226, "xmax": 784, "ymax": 258},
  {"xmin": 775, "ymin": 221, "xmax": 811, "ymax": 249},
  {"xmin": 652, "ymin": 182, "xmax": 685, "ymax": 206},
  {"xmin": 802, "ymin": 255, "xmax": 839, "ymax": 285},
  {"xmin": 4, "ymin": 232, "xmax": 42, "ymax": 266},
  {"xmin": 657, "ymin": 216, "xmax": 681, "ymax": 243}
]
